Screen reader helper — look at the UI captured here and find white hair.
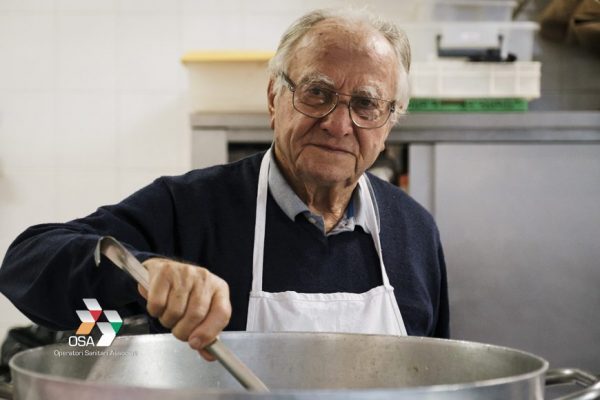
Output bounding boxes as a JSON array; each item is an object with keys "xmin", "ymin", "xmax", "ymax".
[{"xmin": 269, "ymin": 8, "xmax": 411, "ymax": 118}]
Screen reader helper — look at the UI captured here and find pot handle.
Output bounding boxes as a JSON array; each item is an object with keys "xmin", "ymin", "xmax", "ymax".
[
  {"xmin": 0, "ymin": 382, "xmax": 13, "ymax": 400},
  {"xmin": 547, "ymin": 368, "xmax": 600, "ymax": 400}
]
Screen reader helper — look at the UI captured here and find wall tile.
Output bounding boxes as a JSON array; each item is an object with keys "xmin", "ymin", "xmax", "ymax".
[
  {"xmin": 55, "ymin": 167, "xmax": 118, "ymax": 221},
  {"xmin": 0, "ymin": 0, "xmax": 54, "ymax": 12},
  {"xmin": 116, "ymin": 169, "xmax": 159, "ymax": 199},
  {"xmin": 0, "ymin": 168, "xmax": 57, "ymax": 252},
  {"xmin": 55, "ymin": 93, "xmax": 117, "ymax": 168},
  {"xmin": 181, "ymin": 14, "xmax": 244, "ymax": 51},
  {"xmin": 241, "ymin": 14, "xmax": 294, "ymax": 50},
  {"xmin": 117, "ymin": 93, "xmax": 188, "ymax": 169},
  {"xmin": 57, "ymin": 15, "xmax": 116, "ymax": 90},
  {"xmin": 117, "ymin": 0, "xmax": 179, "ymax": 14},
  {"xmin": 181, "ymin": 0, "xmax": 241, "ymax": 14},
  {"xmin": 57, "ymin": 0, "xmax": 116, "ymax": 13},
  {"xmin": 0, "ymin": 15, "xmax": 55, "ymax": 90},
  {"xmin": 116, "ymin": 166, "xmax": 188, "ymax": 199},
  {"xmin": 0, "ymin": 92, "xmax": 56, "ymax": 168},
  {"xmin": 117, "ymin": 15, "xmax": 184, "ymax": 92},
  {"xmin": 301, "ymin": 0, "xmax": 393, "ymax": 14},
  {"xmin": 239, "ymin": 0, "xmax": 311, "ymax": 13}
]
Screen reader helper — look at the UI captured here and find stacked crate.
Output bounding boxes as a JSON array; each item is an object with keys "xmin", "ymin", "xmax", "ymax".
[
  {"xmin": 181, "ymin": 0, "xmax": 540, "ymax": 114},
  {"xmin": 401, "ymin": 0, "xmax": 541, "ymax": 112}
]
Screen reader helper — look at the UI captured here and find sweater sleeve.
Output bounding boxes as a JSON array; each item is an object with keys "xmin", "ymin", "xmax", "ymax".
[
  {"xmin": 433, "ymin": 239, "xmax": 450, "ymax": 339},
  {"xmin": 0, "ymin": 177, "xmax": 177, "ymax": 331}
]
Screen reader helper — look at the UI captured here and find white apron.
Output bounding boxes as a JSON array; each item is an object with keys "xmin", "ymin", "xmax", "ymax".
[{"xmin": 246, "ymin": 149, "xmax": 407, "ymax": 336}]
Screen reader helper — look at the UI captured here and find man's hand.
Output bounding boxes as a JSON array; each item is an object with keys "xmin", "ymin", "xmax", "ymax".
[{"xmin": 138, "ymin": 258, "xmax": 231, "ymax": 361}]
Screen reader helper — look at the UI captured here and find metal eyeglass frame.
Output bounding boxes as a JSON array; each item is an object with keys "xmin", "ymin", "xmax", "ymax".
[{"xmin": 280, "ymin": 72, "xmax": 396, "ymax": 129}]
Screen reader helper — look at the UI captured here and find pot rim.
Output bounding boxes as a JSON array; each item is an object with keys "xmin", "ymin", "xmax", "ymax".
[{"xmin": 9, "ymin": 332, "xmax": 550, "ymax": 395}]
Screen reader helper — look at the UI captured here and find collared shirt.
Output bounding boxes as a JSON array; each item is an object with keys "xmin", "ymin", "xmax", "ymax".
[{"xmin": 268, "ymin": 152, "xmax": 375, "ymax": 236}]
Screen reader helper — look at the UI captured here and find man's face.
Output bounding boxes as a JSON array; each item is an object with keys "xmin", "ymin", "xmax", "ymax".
[{"xmin": 268, "ymin": 20, "xmax": 399, "ymax": 188}]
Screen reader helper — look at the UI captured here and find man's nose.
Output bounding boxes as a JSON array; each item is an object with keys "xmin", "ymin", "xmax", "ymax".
[{"xmin": 318, "ymin": 99, "xmax": 354, "ymax": 136}]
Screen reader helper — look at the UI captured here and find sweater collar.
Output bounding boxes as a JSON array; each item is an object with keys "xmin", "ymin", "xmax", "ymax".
[{"xmin": 267, "ymin": 151, "xmax": 371, "ymax": 235}]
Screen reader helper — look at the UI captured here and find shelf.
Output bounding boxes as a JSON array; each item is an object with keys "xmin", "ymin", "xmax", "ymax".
[
  {"xmin": 181, "ymin": 51, "xmax": 275, "ymax": 64},
  {"xmin": 190, "ymin": 111, "xmax": 600, "ymax": 143}
]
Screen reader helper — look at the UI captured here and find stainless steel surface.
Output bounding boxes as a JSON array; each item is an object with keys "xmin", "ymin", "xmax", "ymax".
[
  {"xmin": 205, "ymin": 339, "xmax": 269, "ymax": 392},
  {"xmin": 429, "ymin": 143, "xmax": 600, "ymax": 373},
  {"xmin": 93, "ymin": 236, "xmax": 270, "ymax": 393},
  {"xmin": 6, "ymin": 332, "xmax": 556, "ymax": 399},
  {"xmin": 555, "ymin": 383, "xmax": 600, "ymax": 400},
  {"xmin": 546, "ymin": 369, "xmax": 600, "ymax": 400},
  {"xmin": 9, "ymin": 332, "xmax": 599, "ymax": 399},
  {"xmin": 547, "ymin": 369, "xmax": 599, "ymax": 387},
  {"xmin": 190, "ymin": 111, "xmax": 600, "ymax": 143}
]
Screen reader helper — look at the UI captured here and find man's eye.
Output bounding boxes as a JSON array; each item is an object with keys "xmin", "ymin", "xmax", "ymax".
[
  {"xmin": 299, "ymin": 84, "xmax": 333, "ymax": 107},
  {"xmin": 353, "ymin": 96, "xmax": 378, "ymax": 110},
  {"xmin": 306, "ymin": 85, "xmax": 328, "ymax": 98}
]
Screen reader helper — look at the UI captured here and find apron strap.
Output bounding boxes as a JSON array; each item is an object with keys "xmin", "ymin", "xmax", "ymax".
[
  {"xmin": 250, "ymin": 149, "xmax": 271, "ymax": 292},
  {"xmin": 358, "ymin": 176, "xmax": 392, "ymax": 288}
]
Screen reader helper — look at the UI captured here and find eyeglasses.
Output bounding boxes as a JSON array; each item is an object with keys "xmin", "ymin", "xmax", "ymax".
[{"xmin": 281, "ymin": 72, "xmax": 396, "ymax": 129}]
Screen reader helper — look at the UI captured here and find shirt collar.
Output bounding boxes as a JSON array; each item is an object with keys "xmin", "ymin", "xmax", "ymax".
[{"xmin": 268, "ymin": 151, "xmax": 371, "ymax": 235}]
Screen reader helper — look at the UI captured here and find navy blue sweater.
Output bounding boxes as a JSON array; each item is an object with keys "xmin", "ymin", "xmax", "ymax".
[{"xmin": 0, "ymin": 152, "xmax": 449, "ymax": 338}]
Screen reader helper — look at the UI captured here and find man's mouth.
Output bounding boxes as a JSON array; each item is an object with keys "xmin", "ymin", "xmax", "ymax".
[{"xmin": 310, "ymin": 144, "xmax": 352, "ymax": 154}]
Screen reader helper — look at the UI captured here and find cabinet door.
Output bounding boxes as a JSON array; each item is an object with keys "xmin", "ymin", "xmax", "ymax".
[{"xmin": 433, "ymin": 143, "xmax": 600, "ymax": 372}]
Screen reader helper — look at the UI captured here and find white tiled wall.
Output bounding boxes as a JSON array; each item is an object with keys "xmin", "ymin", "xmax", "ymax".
[{"xmin": 1, "ymin": 0, "xmax": 413, "ymax": 344}]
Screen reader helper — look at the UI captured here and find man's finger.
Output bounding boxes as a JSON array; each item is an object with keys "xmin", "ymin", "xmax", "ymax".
[
  {"xmin": 171, "ymin": 280, "xmax": 210, "ymax": 340},
  {"xmin": 160, "ymin": 283, "xmax": 191, "ymax": 328},
  {"xmin": 144, "ymin": 261, "xmax": 171, "ymax": 318},
  {"xmin": 188, "ymin": 281, "xmax": 231, "ymax": 350}
]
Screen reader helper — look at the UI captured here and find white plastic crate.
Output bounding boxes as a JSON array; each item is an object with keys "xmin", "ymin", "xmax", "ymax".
[
  {"xmin": 409, "ymin": 61, "xmax": 541, "ymax": 99},
  {"xmin": 432, "ymin": 0, "xmax": 517, "ymax": 21},
  {"xmin": 401, "ymin": 22, "xmax": 538, "ymax": 62}
]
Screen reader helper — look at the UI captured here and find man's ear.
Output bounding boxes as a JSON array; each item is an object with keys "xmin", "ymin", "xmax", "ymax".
[{"xmin": 267, "ymin": 78, "xmax": 276, "ymax": 130}]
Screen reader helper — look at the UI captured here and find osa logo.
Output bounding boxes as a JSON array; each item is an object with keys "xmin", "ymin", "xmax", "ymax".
[{"xmin": 71, "ymin": 298, "xmax": 122, "ymax": 347}]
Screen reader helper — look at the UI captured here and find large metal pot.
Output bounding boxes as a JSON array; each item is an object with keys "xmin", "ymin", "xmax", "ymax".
[{"xmin": 1, "ymin": 332, "xmax": 598, "ymax": 400}]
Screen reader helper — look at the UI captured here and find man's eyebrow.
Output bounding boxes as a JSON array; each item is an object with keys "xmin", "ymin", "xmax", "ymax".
[
  {"xmin": 353, "ymin": 86, "xmax": 381, "ymax": 98},
  {"xmin": 354, "ymin": 79, "xmax": 390, "ymax": 99},
  {"xmin": 297, "ymin": 73, "xmax": 388, "ymax": 99},
  {"xmin": 299, "ymin": 72, "xmax": 335, "ymax": 87}
]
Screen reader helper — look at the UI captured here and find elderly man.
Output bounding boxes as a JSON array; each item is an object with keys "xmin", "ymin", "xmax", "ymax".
[{"xmin": 0, "ymin": 9, "xmax": 448, "ymax": 358}]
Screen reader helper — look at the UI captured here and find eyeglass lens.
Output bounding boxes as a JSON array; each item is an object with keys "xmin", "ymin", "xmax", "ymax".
[{"xmin": 293, "ymin": 82, "xmax": 391, "ymax": 128}]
